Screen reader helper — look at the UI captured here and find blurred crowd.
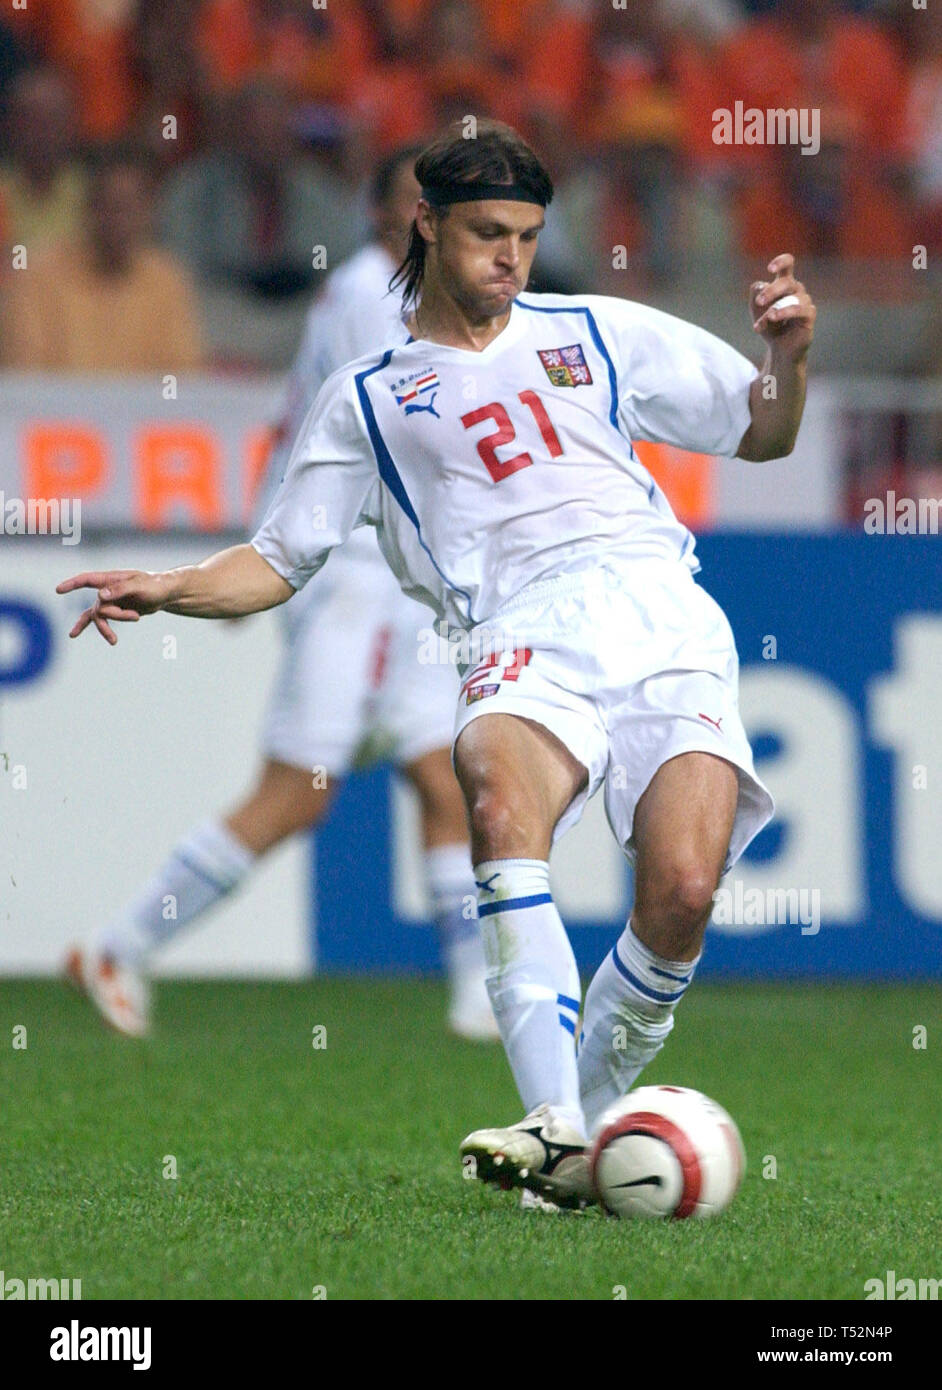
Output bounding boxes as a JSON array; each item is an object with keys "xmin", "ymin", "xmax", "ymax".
[{"xmin": 0, "ymin": 0, "xmax": 939, "ymax": 372}]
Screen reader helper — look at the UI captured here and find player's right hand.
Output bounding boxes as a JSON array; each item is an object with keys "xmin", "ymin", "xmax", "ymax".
[{"xmin": 56, "ymin": 570, "xmax": 170, "ymax": 645}]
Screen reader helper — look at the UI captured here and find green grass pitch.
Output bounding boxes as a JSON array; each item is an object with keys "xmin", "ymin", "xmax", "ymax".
[{"xmin": 0, "ymin": 978, "xmax": 937, "ymax": 1301}]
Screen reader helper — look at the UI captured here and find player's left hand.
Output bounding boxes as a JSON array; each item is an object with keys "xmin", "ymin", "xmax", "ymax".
[{"xmin": 750, "ymin": 254, "xmax": 816, "ymax": 359}]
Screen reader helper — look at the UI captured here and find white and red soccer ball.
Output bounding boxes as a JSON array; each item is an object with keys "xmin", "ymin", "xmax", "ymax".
[{"xmin": 589, "ymin": 1085, "xmax": 746, "ymax": 1220}]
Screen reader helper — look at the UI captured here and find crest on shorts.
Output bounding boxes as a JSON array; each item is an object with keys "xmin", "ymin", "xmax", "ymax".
[
  {"xmin": 537, "ymin": 344, "xmax": 592, "ymax": 388},
  {"xmin": 466, "ymin": 683, "xmax": 500, "ymax": 705}
]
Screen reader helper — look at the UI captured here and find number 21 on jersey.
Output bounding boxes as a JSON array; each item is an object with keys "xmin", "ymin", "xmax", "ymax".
[{"xmin": 460, "ymin": 390, "xmax": 563, "ymax": 483}]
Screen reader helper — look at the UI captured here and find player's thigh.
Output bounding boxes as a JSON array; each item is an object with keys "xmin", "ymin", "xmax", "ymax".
[
  {"xmin": 632, "ymin": 751, "xmax": 739, "ymax": 925},
  {"xmin": 453, "ymin": 712, "xmax": 589, "ymax": 859}
]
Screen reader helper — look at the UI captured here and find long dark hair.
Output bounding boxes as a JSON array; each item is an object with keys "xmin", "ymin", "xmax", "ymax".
[{"xmin": 390, "ymin": 119, "xmax": 554, "ymax": 309}]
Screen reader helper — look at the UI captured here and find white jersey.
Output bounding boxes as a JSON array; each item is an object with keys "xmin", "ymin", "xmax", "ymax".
[
  {"xmin": 254, "ymin": 242, "xmax": 409, "ymax": 562},
  {"xmin": 253, "ymin": 292, "xmax": 757, "ymax": 631}
]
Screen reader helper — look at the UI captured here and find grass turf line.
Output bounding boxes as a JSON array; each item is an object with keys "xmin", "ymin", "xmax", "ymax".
[{"xmin": 0, "ymin": 979, "xmax": 937, "ymax": 1300}]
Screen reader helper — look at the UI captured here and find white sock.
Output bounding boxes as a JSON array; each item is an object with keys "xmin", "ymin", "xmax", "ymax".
[
  {"xmin": 96, "ymin": 819, "xmax": 256, "ymax": 967},
  {"xmin": 424, "ymin": 843, "xmax": 484, "ymax": 984},
  {"xmin": 475, "ymin": 858, "xmax": 584, "ymax": 1137},
  {"xmin": 578, "ymin": 920, "xmax": 700, "ymax": 1136}
]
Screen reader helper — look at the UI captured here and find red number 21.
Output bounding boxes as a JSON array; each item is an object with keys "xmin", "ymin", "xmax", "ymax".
[{"xmin": 460, "ymin": 391, "xmax": 563, "ymax": 483}]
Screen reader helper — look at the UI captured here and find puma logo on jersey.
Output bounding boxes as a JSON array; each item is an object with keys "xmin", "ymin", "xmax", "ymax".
[
  {"xmin": 404, "ymin": 391, "xmax": 440, "ymax": 419},
  {"xmin": 698, "ymin": 712, "xmax": 723, "ymax": 732}
]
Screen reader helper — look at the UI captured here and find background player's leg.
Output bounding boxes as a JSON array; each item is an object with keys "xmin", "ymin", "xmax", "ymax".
[
  {"xmin": 454, "ymin": 713, "xmax": 588, "ymax": 1132},
  {"xmin": 224, "ymin": 759, "xmax": 335, "ymax": 853},
  {"xmin": 68, "ymin": 761, "xmax": 336, "ymax": 1034},
  {"xmin": 97, "ymin": 759, "xmax": 334, "ymax": 966},
  {"xmin": 403, "ymin": 747, "xmax": 469, "ymax": 851},
  {"xmin": 579, "ymin": 751, "xmax": 739, "ymax": 1133},
  {"xmin": 402, "ymin": 748, "xmax": 497, "ymax": 1040}
]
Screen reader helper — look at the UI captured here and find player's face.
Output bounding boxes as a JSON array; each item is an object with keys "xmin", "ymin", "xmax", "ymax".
[{"xmin": 426, "ymin": 200, "xmax": 545, "ymax": 321}]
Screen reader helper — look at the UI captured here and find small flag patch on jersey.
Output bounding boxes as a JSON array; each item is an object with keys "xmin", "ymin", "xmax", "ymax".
[
  {"xmin": 466, "ymin": 683, "xmax": 501, "ymax": 705},
  {"xmin": 394, "ymin": 371, "xmax": 440, "ymax": 409},
  {"xmin": 537, "ymin": 343, "xmax": 592, "ymax": 388}
]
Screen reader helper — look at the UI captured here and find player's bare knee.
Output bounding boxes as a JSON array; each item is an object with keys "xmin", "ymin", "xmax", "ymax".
[
  {"xmin": 666, "ymin": 866, "xmax": 719, "ymax": 923},
  {"xmin": 466, "ymin": 787, "xmax": 529, "ymax": 859},
  {"xmin": 635, "ymin": 864, "xmax": 719, "ymax": 955}
]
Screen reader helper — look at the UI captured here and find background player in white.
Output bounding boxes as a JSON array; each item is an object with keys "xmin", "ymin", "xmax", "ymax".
[
  {"xmin": 66, "ymin": 144, "xmax": 498, "ymax": 1043},
  {"xmin": 59, "ymin": 121, "xmax": 816, "ymax": 1209}
]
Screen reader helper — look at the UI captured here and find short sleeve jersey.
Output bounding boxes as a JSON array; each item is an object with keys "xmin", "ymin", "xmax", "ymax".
[{"xmin": 252, "ymin": 291, "xmax": 757, "ymax": 630}]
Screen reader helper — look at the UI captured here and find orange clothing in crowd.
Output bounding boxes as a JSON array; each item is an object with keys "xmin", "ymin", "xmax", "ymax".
[
  {"xmin": 348, "ymin": 1, "xmax": 591, "ymax": 146},
  {"xmin": 23, "ymin": 0, "xmax": 136, "ymax": 139},
  {"xmin": 351, "ymin": 0, "xmax": 558, "ymax": 56},
  {"xmin": 515, "ymin": 2, "xmax": 591, "ymax": 121},
  {"xmin": 720, "ymin": 15, "xmax": 907, "ymax": 160},
  {"xmin": 198, "ymin": 0, "xmax": 372, "ymax": 104},
  {"xmin": 587, "ymin": 33, "xmax": 721, "ymax": 165},
  {"xmin": 736, "ymin": 164, "xmax": 913, "ymax": 262},
  {"xmin": 718, "ymin": 14, "xmax": 911, "ymax": 261},
  {"xmin": 2, "ymin": 241, "xmax": 204, "ymax": 372},
  {"xmin": 350, "ymin": 59, "xmax": 512, "ymax": 151}
]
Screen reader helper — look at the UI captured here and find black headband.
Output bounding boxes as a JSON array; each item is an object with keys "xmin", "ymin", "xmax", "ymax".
[{"xmin": 421, "ymin": 181, "xmax": 549, "ymax": 207}]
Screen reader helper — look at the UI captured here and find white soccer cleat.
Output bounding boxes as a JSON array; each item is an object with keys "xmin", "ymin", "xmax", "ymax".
[
  {"xmin": 447, "ymin": 968, "xmax": 501, "ymax": 1042},
  {"xmin": 460, "ymin": 1103, "xmax": 596, "ymax": 1209},
  {"xmin": 65, "ymin": 946, "xmax": 151, "ymax": 1039}
]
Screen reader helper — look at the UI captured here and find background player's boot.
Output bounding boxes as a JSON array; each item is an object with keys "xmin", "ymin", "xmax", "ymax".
[
  {"xmin": 65, "ymin": 946, "xmax": 151, "ymax": 1039},
  {"xmin": 460, "ymin": 1103, "xmax": 596, "ymax": 1209}
]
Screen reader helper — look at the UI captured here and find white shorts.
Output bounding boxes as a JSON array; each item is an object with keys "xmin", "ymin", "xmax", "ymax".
[
  {"xmin": 452, "ymin": 558, "xmax": 774, "ymax": 871},
  {"xmin": 263, "ymin": 539, "xmax": 458, "ymax": 777}
]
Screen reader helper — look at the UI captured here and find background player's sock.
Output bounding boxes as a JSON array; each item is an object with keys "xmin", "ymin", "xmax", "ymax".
[
  {"xmin": 424, "ymin": 842, "xmax": 484, "ymax": 982},
  {"xmin": 425, "ymin": 843, "xmax": 495, "ymax": 1036},
  {"xmin": 474, "ymin": 858, "xmax": 584, "ymax": 1136},
  {"xmin": 95, "ymin": 819, "xmax": 256, "ymax": 968},
  {"xmin": 578, "ymin": 920, "xmax": 700, "ymax": 1136}
]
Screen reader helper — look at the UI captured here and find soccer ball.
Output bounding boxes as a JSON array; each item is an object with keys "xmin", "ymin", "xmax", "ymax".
[{"xmin": 589, "ymin": 1085, "xmax": 745, "ymax": 1220}]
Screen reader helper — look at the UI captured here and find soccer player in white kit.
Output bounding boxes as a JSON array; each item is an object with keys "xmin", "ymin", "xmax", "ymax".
[
  {"xmin": 59, "ymin": 121, "xmax": 817, "ymax": 1209},
  {"xmin": 65, "ymin": 145, "xmax": 498, "ymax": 1044}
]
